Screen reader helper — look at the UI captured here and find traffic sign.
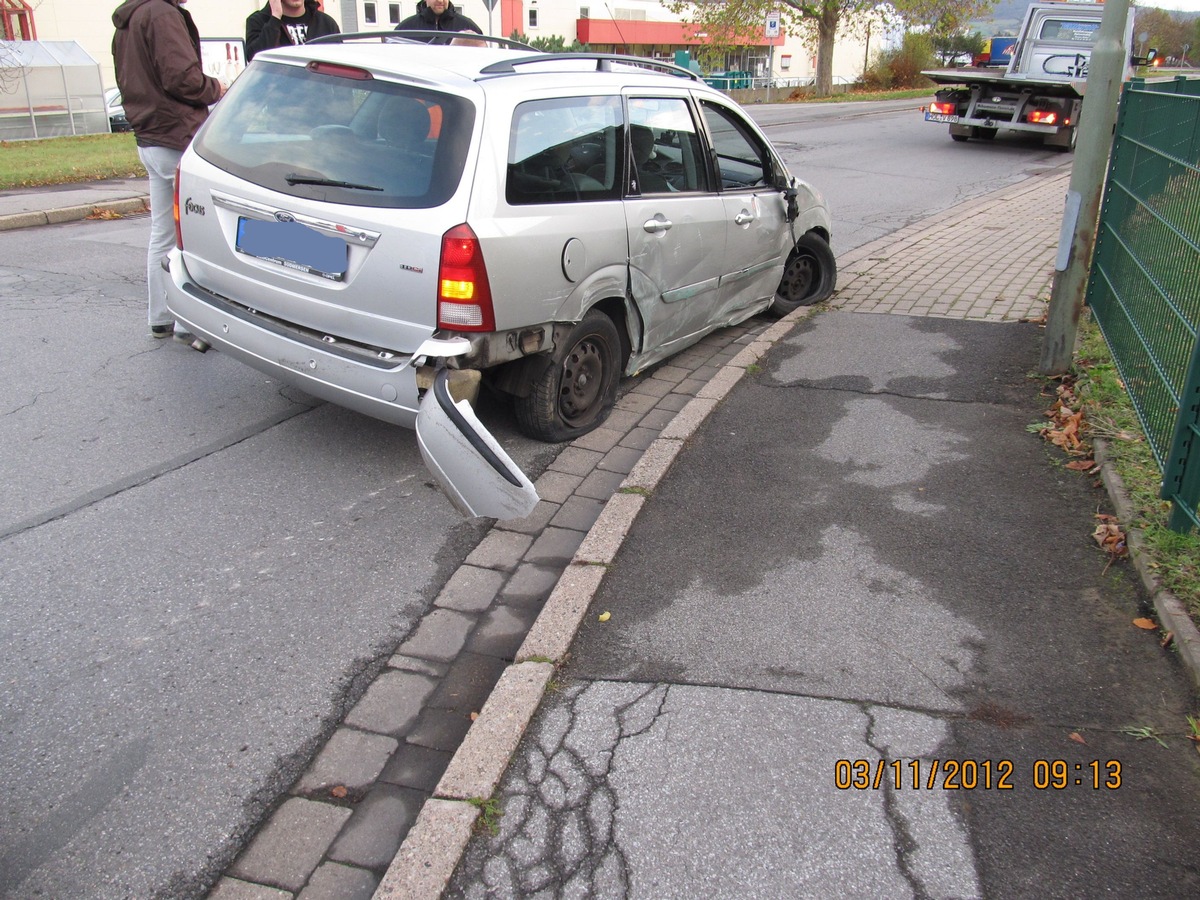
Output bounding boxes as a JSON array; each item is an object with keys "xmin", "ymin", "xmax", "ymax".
[{"xmin": 765, "ymin": 14, "xmax": 781, "ymax": 39}]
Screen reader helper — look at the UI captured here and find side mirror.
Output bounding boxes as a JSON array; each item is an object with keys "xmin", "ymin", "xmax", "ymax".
[
  {"xmin": 1132, "ymin": 47, "xmax": 1158, "ymax": 66},
  {"xmin": 783, "ymin": 177, "xmax": 799, "ymax": 223}
]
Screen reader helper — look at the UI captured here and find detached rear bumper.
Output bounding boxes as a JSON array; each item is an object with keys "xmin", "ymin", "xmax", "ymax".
[{"xmin": 165, "ymin": 249, "xmax": 430, "ymax": 428}]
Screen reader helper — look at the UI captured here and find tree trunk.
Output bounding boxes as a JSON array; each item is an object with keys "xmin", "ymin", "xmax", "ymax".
[{"xmin": 815, "ymin": 6, "xmax": 838, "ymax": 97}]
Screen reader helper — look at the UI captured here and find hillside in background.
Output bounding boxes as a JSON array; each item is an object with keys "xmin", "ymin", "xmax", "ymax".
[{"xmin": 970, "ymin": 1, "xmax": 1200, "ymax": 38}]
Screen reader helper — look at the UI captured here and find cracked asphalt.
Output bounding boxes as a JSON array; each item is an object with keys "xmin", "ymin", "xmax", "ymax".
[{"xmin": 447, "ymin": 314, "xmax": 1200, "ymax": 898}]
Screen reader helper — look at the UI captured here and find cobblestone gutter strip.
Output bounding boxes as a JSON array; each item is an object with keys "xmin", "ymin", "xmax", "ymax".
[
  {"xmin": 1095, "ymin": 438, "xmax": 1200, "ymax": 695},
  {"xmin": 371, "ymin": 306, "xmax": 818, "ymax": 899}
]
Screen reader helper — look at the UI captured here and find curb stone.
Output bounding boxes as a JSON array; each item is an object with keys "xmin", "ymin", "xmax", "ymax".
[
  {"xmin": 1095, "ymin": 437, "xmax": 1200, "ymax": 695},
  {"xmin": 0, "ymin": 197, "xmax": 149, "ymax": 231}
]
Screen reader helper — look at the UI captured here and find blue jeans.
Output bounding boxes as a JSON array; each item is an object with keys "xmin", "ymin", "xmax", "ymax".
[{"xmin": 136, "ymin": 145, "xmax": 183, "ymax": 329}]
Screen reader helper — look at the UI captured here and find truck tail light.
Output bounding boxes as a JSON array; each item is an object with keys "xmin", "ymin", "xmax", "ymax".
[
  {"xmin": 1028, "ymin": 109, "xmax": 1058, "ymax": 125},
  {"xmin": 173, "ymin": 164, "xmax": 183, "ymax": 250},
  {"xmin": 437, "ymin": 224, "xmax": 495, "ymax": 332},
  {"xmin": 930, "ymin": 100, "xmax": 957, "ymax": 115}
]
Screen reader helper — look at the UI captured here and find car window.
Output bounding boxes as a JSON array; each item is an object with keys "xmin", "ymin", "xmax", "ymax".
[
  {"xmin": 506, "ymin": 96, "xmax": 623, "ymax": 205},
  {"xmin": 193, "ymin": 61, "xmax": 474, "ymax": 209},
  {"xmin": 627, "ymin": 97, "xmax": 709, "ymax": 194},
  {"xmin": 1039, "ymin": 19, "xmax": 1100, "ymax": 42},
  {"xmin": 699, "ymin": 100, "xmax": 772, "ymax": 190}
]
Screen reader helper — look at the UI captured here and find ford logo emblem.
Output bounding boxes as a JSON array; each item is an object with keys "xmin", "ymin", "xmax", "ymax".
[{"xmin": 274, "ymin": 211, "xmax": 296, "ymax": 223}]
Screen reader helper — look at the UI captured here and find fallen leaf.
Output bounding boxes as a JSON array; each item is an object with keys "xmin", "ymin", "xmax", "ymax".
[
  {"xmin": 1133, "ymin": 617, "xmax": 1158, "ymax": 630},
  {"xmin": 1065, "ymin": 459, "xmax": 1096, "ymax": 471},
  {"xmin": 330, "ymin": 785, "xmax": 348, "ymax": 798},
  {"xmin": 470, "ymin": 711, "xmax": 480, "ymax": 721},
  {"xmin": 597, "ymin": 611, "xmax": 611, "ymax": 622},
  {"xmin": 1160, "ymin": 631, "xmax": 1175, "ymax": 649},
  {"xmin": 1069, "ymin": 732, "xmax": 1087, "ymax": 745}
]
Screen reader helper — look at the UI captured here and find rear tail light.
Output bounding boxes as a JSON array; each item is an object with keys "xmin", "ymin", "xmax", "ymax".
[
  {"xmin": 173, "ymin": 163, "xmax": 183, "ymax": 250},
  {"xmin": 930, "ymin": 100, "xmax": 958, "ymax": 115},
  {"xmin": 1028, "ymin": 109, "xmax": 1058, "ymax": 125},
  {"xmin": 437, "ymin": 224, "xmax": 495, "ymax": 332}
]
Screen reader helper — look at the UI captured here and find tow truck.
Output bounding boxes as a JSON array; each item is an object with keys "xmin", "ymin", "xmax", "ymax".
[{"xmin": 921, "ymin": 0, "xmax": 1137, "ymax": 151}]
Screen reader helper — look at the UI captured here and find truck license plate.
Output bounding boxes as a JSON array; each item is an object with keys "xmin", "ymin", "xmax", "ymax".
[{"xmin": 925, "ymin": 112, "xmax": 959, "ymax": 124}]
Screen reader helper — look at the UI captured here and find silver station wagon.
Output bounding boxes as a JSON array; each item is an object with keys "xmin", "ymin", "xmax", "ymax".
[{"xmin": 165, "ymin": 34, "xmax": 835, "ymax": 516}]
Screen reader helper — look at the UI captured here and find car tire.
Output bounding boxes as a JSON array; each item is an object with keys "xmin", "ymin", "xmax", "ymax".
[
  {"xmin": 514, "ymin": 309, "xmax": 623, "ymax": 442},
  {"xmin": 770, "ymin": 232, "xmax": 837, "ymax": 316}
]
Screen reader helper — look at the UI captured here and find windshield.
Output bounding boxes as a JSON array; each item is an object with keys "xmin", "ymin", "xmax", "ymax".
[{"xmin": 193, "ymin": 61, "xmax": 475, "ymax": 209}]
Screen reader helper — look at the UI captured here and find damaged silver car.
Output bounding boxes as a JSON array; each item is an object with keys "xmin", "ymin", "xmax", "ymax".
[{"xmin": 164, "ymin": 34, "xmax": 835, "ymax": 517}]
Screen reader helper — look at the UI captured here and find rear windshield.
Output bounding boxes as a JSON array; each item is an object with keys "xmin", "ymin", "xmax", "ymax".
[
  {"xmin": 193, "ymin": 61, "xmax": 474, "ymax": 209},
  {"xmin": 1038, "ymin": 20, "xmax": 1100, "ymax": 43}
]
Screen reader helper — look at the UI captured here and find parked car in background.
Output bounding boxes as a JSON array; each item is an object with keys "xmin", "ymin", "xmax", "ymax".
[{"xmin": 105, "ymin": 88, "xmax": 131, "ymax": 133}]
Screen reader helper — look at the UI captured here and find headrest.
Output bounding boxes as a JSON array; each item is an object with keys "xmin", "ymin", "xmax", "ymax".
[{"xmin": 378, "ymin": 96, "xmax": 431, "ymax": 148}]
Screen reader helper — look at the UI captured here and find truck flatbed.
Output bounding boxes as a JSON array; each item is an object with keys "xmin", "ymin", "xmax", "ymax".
[{"xmin": 922, "ymin": 67, "xmax": 1087, "ymax": 99}]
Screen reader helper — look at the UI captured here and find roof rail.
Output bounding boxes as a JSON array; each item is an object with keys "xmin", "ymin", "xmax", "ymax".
[
  {"xmin": 478, "ymin": 53, "xmax": 703, "ymax": 81},
  {"xmin": 308, "ymin": 30, "xmax": 536, "ymax": 51}
]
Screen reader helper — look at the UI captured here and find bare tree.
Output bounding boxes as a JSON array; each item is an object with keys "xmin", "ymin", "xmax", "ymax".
[
  {"xmin": 1, "ymin": 42, "xmax": 28, "ymax": 96},
  {"xmin": 665, "ymin": 0, "xmax": 995, "ymax": 97}
]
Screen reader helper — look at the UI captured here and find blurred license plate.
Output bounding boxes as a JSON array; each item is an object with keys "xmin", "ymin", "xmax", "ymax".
[
  {"xmin": 925, "ymin": 112, "xmax": 959, "ymax": 124},
  {"xmin": 236, "ymin": 218, "xmax": 347, "ymax": 281}
]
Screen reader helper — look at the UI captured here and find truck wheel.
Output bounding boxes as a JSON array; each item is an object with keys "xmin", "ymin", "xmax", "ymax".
[
  {"xmin": 514, "ymin": 310, "xmax": 623, "ymax": 442},
  {"xmin": 1047, "ymin": 125, "xmax": 1078, "ymax": 153},
  {"xmin": 771, "ymin": 232, "xmax": 837, "ymax": 316},
  {"xmin": 950, "ymin": 134, "xmax": 969, "ymax": 143}
]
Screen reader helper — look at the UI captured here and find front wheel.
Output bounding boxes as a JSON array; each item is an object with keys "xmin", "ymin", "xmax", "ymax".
[
  {"xmin": 514, "ymin": 310, "xmax": 623, "ymax": 442},
  {"xmin": 770, "ymin": 232, "xmax": 837, "ymax": 316}
]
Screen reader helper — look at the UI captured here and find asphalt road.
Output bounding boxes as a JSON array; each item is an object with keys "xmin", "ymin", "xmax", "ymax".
[{"xmin": 0, "ymin": 101, "xmax": 1069, "ymax": 898}]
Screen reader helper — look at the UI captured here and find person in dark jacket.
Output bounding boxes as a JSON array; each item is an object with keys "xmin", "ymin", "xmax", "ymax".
[
  {"xmin": 112, "ymin": 0, "xmax": 224, "ymax": 343},
  {"xmin": 246, "ymin": 0, "xmax": 340, "ymax": 62},
  {"xmin": 395, "ymin": 0, "xmax": 482, "ymax": 37}
]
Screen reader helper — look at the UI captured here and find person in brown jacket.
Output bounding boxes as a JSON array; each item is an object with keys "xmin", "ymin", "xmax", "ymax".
[{"xmin": 112, "ymin": 0, "xmax": 224, "ymax": 344}]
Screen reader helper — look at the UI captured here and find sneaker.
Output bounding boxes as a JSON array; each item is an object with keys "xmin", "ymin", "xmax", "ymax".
[
  {"xmin": 150, "ymin": 324, "xmax": 173, "ymax": 338},
  {"xmin": 173, "ymin": 331, "xmax": 210, "ymax": 353}
]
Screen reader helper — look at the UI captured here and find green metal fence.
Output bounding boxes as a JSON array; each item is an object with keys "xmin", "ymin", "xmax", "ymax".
[{"xmin": 1086, "ymin": 76, "xmax": 1200, "ymax": 532}]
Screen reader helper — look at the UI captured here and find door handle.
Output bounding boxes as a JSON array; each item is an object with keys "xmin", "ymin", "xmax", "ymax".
[
  {"xmin": 643, "ymin": 217, "xmax": 673, "ymax": 233},
  {"xmin": 734, "ymin": 211, "xmax": 755, "ymax": 226}
]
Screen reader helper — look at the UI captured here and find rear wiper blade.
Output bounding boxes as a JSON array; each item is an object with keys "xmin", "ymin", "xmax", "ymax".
[{"xmin": 285, "ymin": 173, "xmax": 383, "ymax": 191}]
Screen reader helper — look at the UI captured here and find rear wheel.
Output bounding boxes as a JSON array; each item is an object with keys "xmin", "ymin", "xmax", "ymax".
[
  {"xmin": 770, "ymin": 232, "xmax": 837, "ymax": 316},
  {"xmin": 514, "ymin": 310, "xmax": 623, "ymax": 442},
  {"xmin": 1047, "ymin": 124, "xmax": 1078, "ymax": 153}
]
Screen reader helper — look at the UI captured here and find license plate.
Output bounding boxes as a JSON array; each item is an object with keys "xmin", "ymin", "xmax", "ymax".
[
  {"xmin": 925, "ymin": 112, "xmax": 960, "ymax": 124},
  {"xmin": 236, "ymin": 218, "xmax": 348, "ymax": 282}
]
